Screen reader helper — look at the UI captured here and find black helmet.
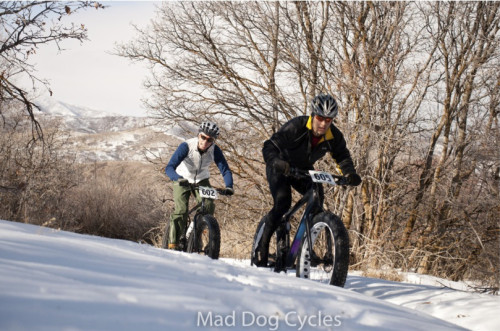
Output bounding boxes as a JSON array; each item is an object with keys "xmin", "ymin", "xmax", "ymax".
[
  {"xmin": 310, "ymin": 94, "xmax": 338, "ymax": 118},
  {"xmin": 199, "ymin": 121, "xmax": 220, "ymax": 138}
]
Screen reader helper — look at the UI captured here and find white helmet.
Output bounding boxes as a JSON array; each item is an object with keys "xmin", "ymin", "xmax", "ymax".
[{"xmin": 199, "ymin": 121, "xmax": 220, "ymax": 138}]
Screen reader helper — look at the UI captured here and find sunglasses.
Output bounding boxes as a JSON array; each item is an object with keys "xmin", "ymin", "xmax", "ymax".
[
  {"xmin": 199, "ymin": 134, "xmax": 215, "ymax": 143},
  {"xmin": 314, "ymin": 115, "xmax": 333, "ymax": 124}
]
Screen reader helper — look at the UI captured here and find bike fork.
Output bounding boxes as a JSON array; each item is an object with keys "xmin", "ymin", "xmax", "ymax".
[
  {"xmin": 305, "ymin": 213, "xmax": 314, "ymax": 261},
  {"xmin": 190, "ymin": 198, "xmax": 206, "ymax": 253},
  {"xmin": 302, "ymin": 190, "xmax": 319, "ymax": 265}
]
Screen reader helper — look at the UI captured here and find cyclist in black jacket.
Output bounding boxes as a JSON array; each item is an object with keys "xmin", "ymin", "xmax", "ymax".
[{"xmin": 254, "ymin": 93, "xmax": 361, "ymax": 267}]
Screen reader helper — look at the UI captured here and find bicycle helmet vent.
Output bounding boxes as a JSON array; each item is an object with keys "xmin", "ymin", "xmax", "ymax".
[
  {"xmin": 199, "ymin": 121, "xmax": 220, "ymax": 138},
  {"xmin": 310, "ymin": 94, "xmax": 338, "ymax": 118}
]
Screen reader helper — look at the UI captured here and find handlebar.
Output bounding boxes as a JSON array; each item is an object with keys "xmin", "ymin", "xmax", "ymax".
[
  {"xmin": 288, "ymin": 168, "xmax": 350, "ymax": 186},
  {"xmin": 186, "ymin": 183, "xmax": 233, "ymax": 196},
  {"xmin": 215, "ymin": 188, "xmax": 233, "ymax": 196}
]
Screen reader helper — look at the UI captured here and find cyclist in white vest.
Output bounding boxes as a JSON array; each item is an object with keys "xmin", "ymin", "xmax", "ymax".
[{"xmin": 165, "ymin": 121, "xmax": 234, "ymax": 250}]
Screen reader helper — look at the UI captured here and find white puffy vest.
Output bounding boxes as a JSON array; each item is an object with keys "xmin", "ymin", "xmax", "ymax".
[{"xmin": 176, "ymin": 137, "xmax": 215, "ymax": 183}]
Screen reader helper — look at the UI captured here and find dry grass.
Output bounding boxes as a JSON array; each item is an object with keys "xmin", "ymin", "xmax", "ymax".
[{"xmin": 360, "ymin": 268, "xmax": 404, "ymax": 282}]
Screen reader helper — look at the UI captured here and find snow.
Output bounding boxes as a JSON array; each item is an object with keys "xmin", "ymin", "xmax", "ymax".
[
  {"xmin": 346, "ymin": 274, "xmax": 499, "ymax": 331},
  {"xmin": 0, "ymin": 220, "xmax": 498, "ymax": 331}
]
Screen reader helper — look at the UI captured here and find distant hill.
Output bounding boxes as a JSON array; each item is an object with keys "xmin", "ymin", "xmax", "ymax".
[
  {"xmin": 34, "ymin": 95, "xmax": 121, "ymax": 118},
  {"xmin": 33, "ymin": 96, "xmax": 184, "ymax": 163}
]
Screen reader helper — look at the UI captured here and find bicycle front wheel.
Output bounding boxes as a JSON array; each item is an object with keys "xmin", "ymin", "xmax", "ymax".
[
  {"xmin": 186, "ymin": 214, "xmax": 221, "ymax": 259},
  {"xmin": 296, "ymin": 212, "xmax": 349, "ymax": 287}
]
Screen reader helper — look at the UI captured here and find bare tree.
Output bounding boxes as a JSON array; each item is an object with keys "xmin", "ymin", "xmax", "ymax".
[
  {"xmin": 119, "ymin": 1, "xmax": 499, "ymax": 284},
  {"xmin": 406, "ymin": 2, "xmax": 500, "ymax": 278},
  {"xmin": 325, "ymin": 2, "xmax": 440, "ymax": 268},
  {"xmin": 0, "ymin": 100, "xmax": 79, "ymax": 223},
  {"xmin": 0, "ymin": 1, "xmax": 103, "ymax": 139},
  {"xmin": 117, "ymin": 1, "xmax": 345, "ymax": 256}
]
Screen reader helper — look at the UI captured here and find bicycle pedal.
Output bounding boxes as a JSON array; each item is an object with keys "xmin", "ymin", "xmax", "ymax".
[{"xmin": 251, "ymin": 251, "xmax": 268, "ymax": 267}]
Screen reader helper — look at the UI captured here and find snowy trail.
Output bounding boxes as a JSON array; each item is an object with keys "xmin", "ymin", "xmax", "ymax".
[{"xmin": 1, "ymin": 220, "xmax": 497, "ymax": 331}]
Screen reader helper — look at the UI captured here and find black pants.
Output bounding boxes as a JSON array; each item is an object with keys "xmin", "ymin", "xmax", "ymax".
[{"xmin": 255, "ymin": 165, "xmax": 324, "ymax": 264}]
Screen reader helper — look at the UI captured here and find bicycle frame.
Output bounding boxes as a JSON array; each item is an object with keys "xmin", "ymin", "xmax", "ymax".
[
  {"xmin": 275, "ymin": 169, "xmax": 346, "ymax": 271},
  {"xmin": 251, "ymin": 169, "xmax": 349, "ymax": 285},
  {"xmin": 184, "ymin": 186, "xmax": 211, "ymax": 245},
  {"xmin": 184, "ymin": 184, "xmax": 227, "ymax": 248},
  {"xmin": 277, "ymin": 180, "xmax": 321, "ymax": 269}
]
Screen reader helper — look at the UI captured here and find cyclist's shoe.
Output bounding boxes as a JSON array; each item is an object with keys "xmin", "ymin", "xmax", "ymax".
[
  {"xmin": 252, "ymin": 248, "xmax": 268, "ymax": 267},
  {"xmin": 252, "ymin": 256, "xmax": 268, "ymax": 267},
  {"xmin": 273, "ymin": 265, "xmax": 287, "ymax": 273},
  {"xmin": 273, "ymin": 240, "xmax": 288, "ymax": 273},
  {"xmin": 273, "ymin": 253, "xmax": 287, "ymax": 273},
  {"xmin": 178, "ymin": 236, "xmax": 187, "ymax": 251}
]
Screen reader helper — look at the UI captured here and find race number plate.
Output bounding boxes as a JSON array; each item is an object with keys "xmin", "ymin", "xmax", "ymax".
[
  {"xmin": 199, "ymin": 186, "xmax": 218, "ymax": 199},
  {"xmin": 309, "ymin": 170, "xmax": 336, "ymax": 185}
]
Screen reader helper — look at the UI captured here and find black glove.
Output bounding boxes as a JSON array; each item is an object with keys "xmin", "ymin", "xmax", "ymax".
[
  {"xmin": 177, "ymin": 178, "xmax": 190, "ymax": 187},
  {"xmin": 272, "ymin": 158, "xmax": 290, "ymax": 175},
  {"xmin": 346, "ymin": 173, "xmax": 362, "ymax": 186},
  {"xmin": 222, "ymin": 187, "xmax": 234, "ymax": 196}
]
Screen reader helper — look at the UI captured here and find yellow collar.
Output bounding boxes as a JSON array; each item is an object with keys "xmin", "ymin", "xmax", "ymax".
[{"xmin": 306, "ymin": 116, "xmax": 334, "ymax": 143}]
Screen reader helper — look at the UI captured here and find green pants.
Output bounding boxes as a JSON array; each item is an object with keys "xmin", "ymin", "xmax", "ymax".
[{"xmin": 169, "ymin": 178, "xmax": 215, "ymax": 244}]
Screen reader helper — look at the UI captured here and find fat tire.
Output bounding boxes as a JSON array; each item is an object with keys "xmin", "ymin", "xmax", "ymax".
[
  {"xmin": 250, "ymin": 217, "xmax": 266, "ymax": 265},
  {"xmin": 296, "ymin": 212, "xmax": 349, "ymax": 287},
  {"xmin": 187, "ymin": 214, "xmax": 220, "ymax": 259},
  {"xmin": 250, "ymin": 216, "xmax": 279, "ymax": 268}
]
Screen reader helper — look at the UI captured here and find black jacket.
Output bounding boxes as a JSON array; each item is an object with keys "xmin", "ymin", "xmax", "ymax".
[{"xmin": 262, "ymin": 116, "xmax": 356, "ymax": 175}]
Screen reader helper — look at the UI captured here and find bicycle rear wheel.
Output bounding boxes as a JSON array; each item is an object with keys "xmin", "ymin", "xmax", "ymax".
[
  {"xmin": 296, "ymin": 212, "xmax": 349, "ymax": 287},
  {"xmin": 186, "ymin": 214, "xmax": 220, "ymax": 259},
  {"xmin": 250, "ymin": 217, "xmax": 278, "ymax": 268}
]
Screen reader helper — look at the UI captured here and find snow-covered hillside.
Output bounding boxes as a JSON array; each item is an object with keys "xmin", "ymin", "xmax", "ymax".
[
  {"xmin": 34, "ymin": 95, "xmax": 120, "ymax": 118},
  {"xmin": 1, "ymin": 220, "xmax": 498, "ymax": 331},
  {"xmin": 32, "ymin": 96, "xmax": 181, "ymax": 162},
  {"xmin": 34, "ymin": 96, "xmax": 151, "ymax": 133}
]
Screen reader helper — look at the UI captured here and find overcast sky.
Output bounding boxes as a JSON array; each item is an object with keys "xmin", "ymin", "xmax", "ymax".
[{"xmin": 27, "ymin": 1, "xmax": 159, "ymax": 117}]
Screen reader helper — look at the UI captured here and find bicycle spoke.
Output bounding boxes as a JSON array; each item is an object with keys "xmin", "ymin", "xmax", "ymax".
[
  {"xmin": 296, "ymin": 213, "xmax": 349, "ymax": 287},
  {"xmin": 298, "ymin": 221, "xmax": 336, "ymax": 284}
]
